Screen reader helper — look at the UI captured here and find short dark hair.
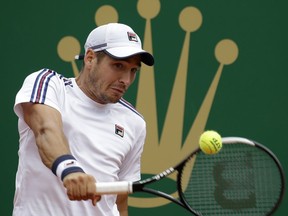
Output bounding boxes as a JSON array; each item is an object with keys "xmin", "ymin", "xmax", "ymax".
[
  {"xmin": 95, "ymin": 51, "xmax": 106, "ymax": 62},
  {"xmin": 80, "ymin": 51, "xmax": 106, "ymax": 72}
]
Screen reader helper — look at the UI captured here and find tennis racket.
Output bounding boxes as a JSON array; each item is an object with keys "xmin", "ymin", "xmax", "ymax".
[{"xmin": 95, "ymin": 137, "xmax": 285, "ymax": 215}]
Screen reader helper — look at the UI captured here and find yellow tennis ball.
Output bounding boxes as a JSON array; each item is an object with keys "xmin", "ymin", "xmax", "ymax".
[{"xmin": 199, "ymin": 130, "xmax": 222, "ymax": 154}]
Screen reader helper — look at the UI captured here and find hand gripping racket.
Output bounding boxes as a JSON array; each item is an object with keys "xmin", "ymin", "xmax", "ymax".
[{"xmin": 95, "ymin": 137, "xmax": 285, "ymax": 215}]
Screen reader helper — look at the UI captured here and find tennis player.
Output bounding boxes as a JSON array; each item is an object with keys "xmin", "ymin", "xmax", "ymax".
[{"xmin": 13, "ymin": 23, "xmax": 154, "ymax": 216}]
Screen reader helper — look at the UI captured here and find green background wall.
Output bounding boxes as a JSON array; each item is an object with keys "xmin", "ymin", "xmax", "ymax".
[{"xmin": 1, "ymin": 0, "xmax": 287, "ymax": 215}]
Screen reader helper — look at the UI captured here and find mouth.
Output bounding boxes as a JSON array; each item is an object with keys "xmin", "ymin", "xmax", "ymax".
[{"xmin": 111, "ymin": 86, "xmax": 126, "ymax": 95}]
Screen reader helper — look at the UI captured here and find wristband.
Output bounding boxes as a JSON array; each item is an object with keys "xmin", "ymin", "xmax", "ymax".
[{"xmin": 51, "ymin": 154, "xmax": 85, "ymax": 181}]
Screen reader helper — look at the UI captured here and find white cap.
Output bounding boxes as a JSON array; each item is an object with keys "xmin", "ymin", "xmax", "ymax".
[{"xmin": 77, "ymin": 23, "xmax": 154, "ymax": 66}]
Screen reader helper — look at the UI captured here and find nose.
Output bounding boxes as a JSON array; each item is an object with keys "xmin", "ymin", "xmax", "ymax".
[{"xmin": 119, "ymin": 70, "xmax": 134, "ymax": 86}]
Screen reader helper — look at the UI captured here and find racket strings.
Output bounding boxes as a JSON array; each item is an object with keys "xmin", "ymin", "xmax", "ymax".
[{"xmin": 180, "ymin": 143, "xmax": 283, "ymax": 215}]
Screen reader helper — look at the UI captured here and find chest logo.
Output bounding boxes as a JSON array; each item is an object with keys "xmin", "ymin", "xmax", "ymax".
[{"xmin": 115, "ymin": 124, "xmax": 124, "ymax": 138}]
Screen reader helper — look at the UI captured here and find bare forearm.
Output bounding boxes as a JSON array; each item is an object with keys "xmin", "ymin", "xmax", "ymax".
[
  {"xmin": 22, "ymin": 102, "xmax": 70, "ymax": 168},
  {"xmin": 35, "ymin": 126, "xmax": 70, "ymax": 168},
  {"xmin": 120, "ymin": 210, "xmax": 128, "ymax": 216},
  {"xmin": 117, "ymin": 194, "xmax": 129, "ymax": 216},
  {"xmin": 21, "ymin": 102, "xmax": 101, "ymax": 205}
]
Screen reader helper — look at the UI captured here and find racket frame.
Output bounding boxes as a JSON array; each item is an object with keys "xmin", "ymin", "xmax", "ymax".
[{"xmin": 95, "ymin": 137, "xmax": 285, "ymax": 216}]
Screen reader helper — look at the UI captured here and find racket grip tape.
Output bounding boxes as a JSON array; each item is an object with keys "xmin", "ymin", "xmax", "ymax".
[{"xmin": 95, "ymin": 181, "xmax": 133, "ymax": 195}]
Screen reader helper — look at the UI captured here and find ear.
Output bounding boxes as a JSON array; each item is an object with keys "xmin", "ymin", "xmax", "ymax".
[{"xmin": 84, "ymin": 49, "xmax": 95, "ymax": 65}]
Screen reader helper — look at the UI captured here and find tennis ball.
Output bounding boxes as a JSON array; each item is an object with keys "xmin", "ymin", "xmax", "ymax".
[{"xmin": 199, "ymin": 130, "xmax": 222, "ymax": 154}]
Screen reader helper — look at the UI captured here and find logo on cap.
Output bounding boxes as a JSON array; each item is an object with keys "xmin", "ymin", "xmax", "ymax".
[{"xmin": 127, "ymin": 32, "xmax": 138, "ymax": 42}]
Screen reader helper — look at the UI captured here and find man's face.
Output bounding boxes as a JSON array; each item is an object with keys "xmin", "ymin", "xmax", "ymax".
[{"xmin": 86, "ymin": 53, "xmax": 141, "ymax": 104}]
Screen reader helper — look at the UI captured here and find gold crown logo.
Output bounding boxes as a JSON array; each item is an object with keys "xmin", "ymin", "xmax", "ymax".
[{"xmin": 57, "ymin": 0, "xmax": 239, "ymax": 208}]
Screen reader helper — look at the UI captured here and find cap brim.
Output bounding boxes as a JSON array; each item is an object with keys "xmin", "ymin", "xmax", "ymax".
[{"xmin": 105, "ymin": 47, "xmax": 154, "ymax": 66}]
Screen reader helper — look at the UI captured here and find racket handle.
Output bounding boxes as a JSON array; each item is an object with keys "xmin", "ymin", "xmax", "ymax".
[{"xmin": 95, "ymin": 181, "xmax": 133, "ymax": 195}]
